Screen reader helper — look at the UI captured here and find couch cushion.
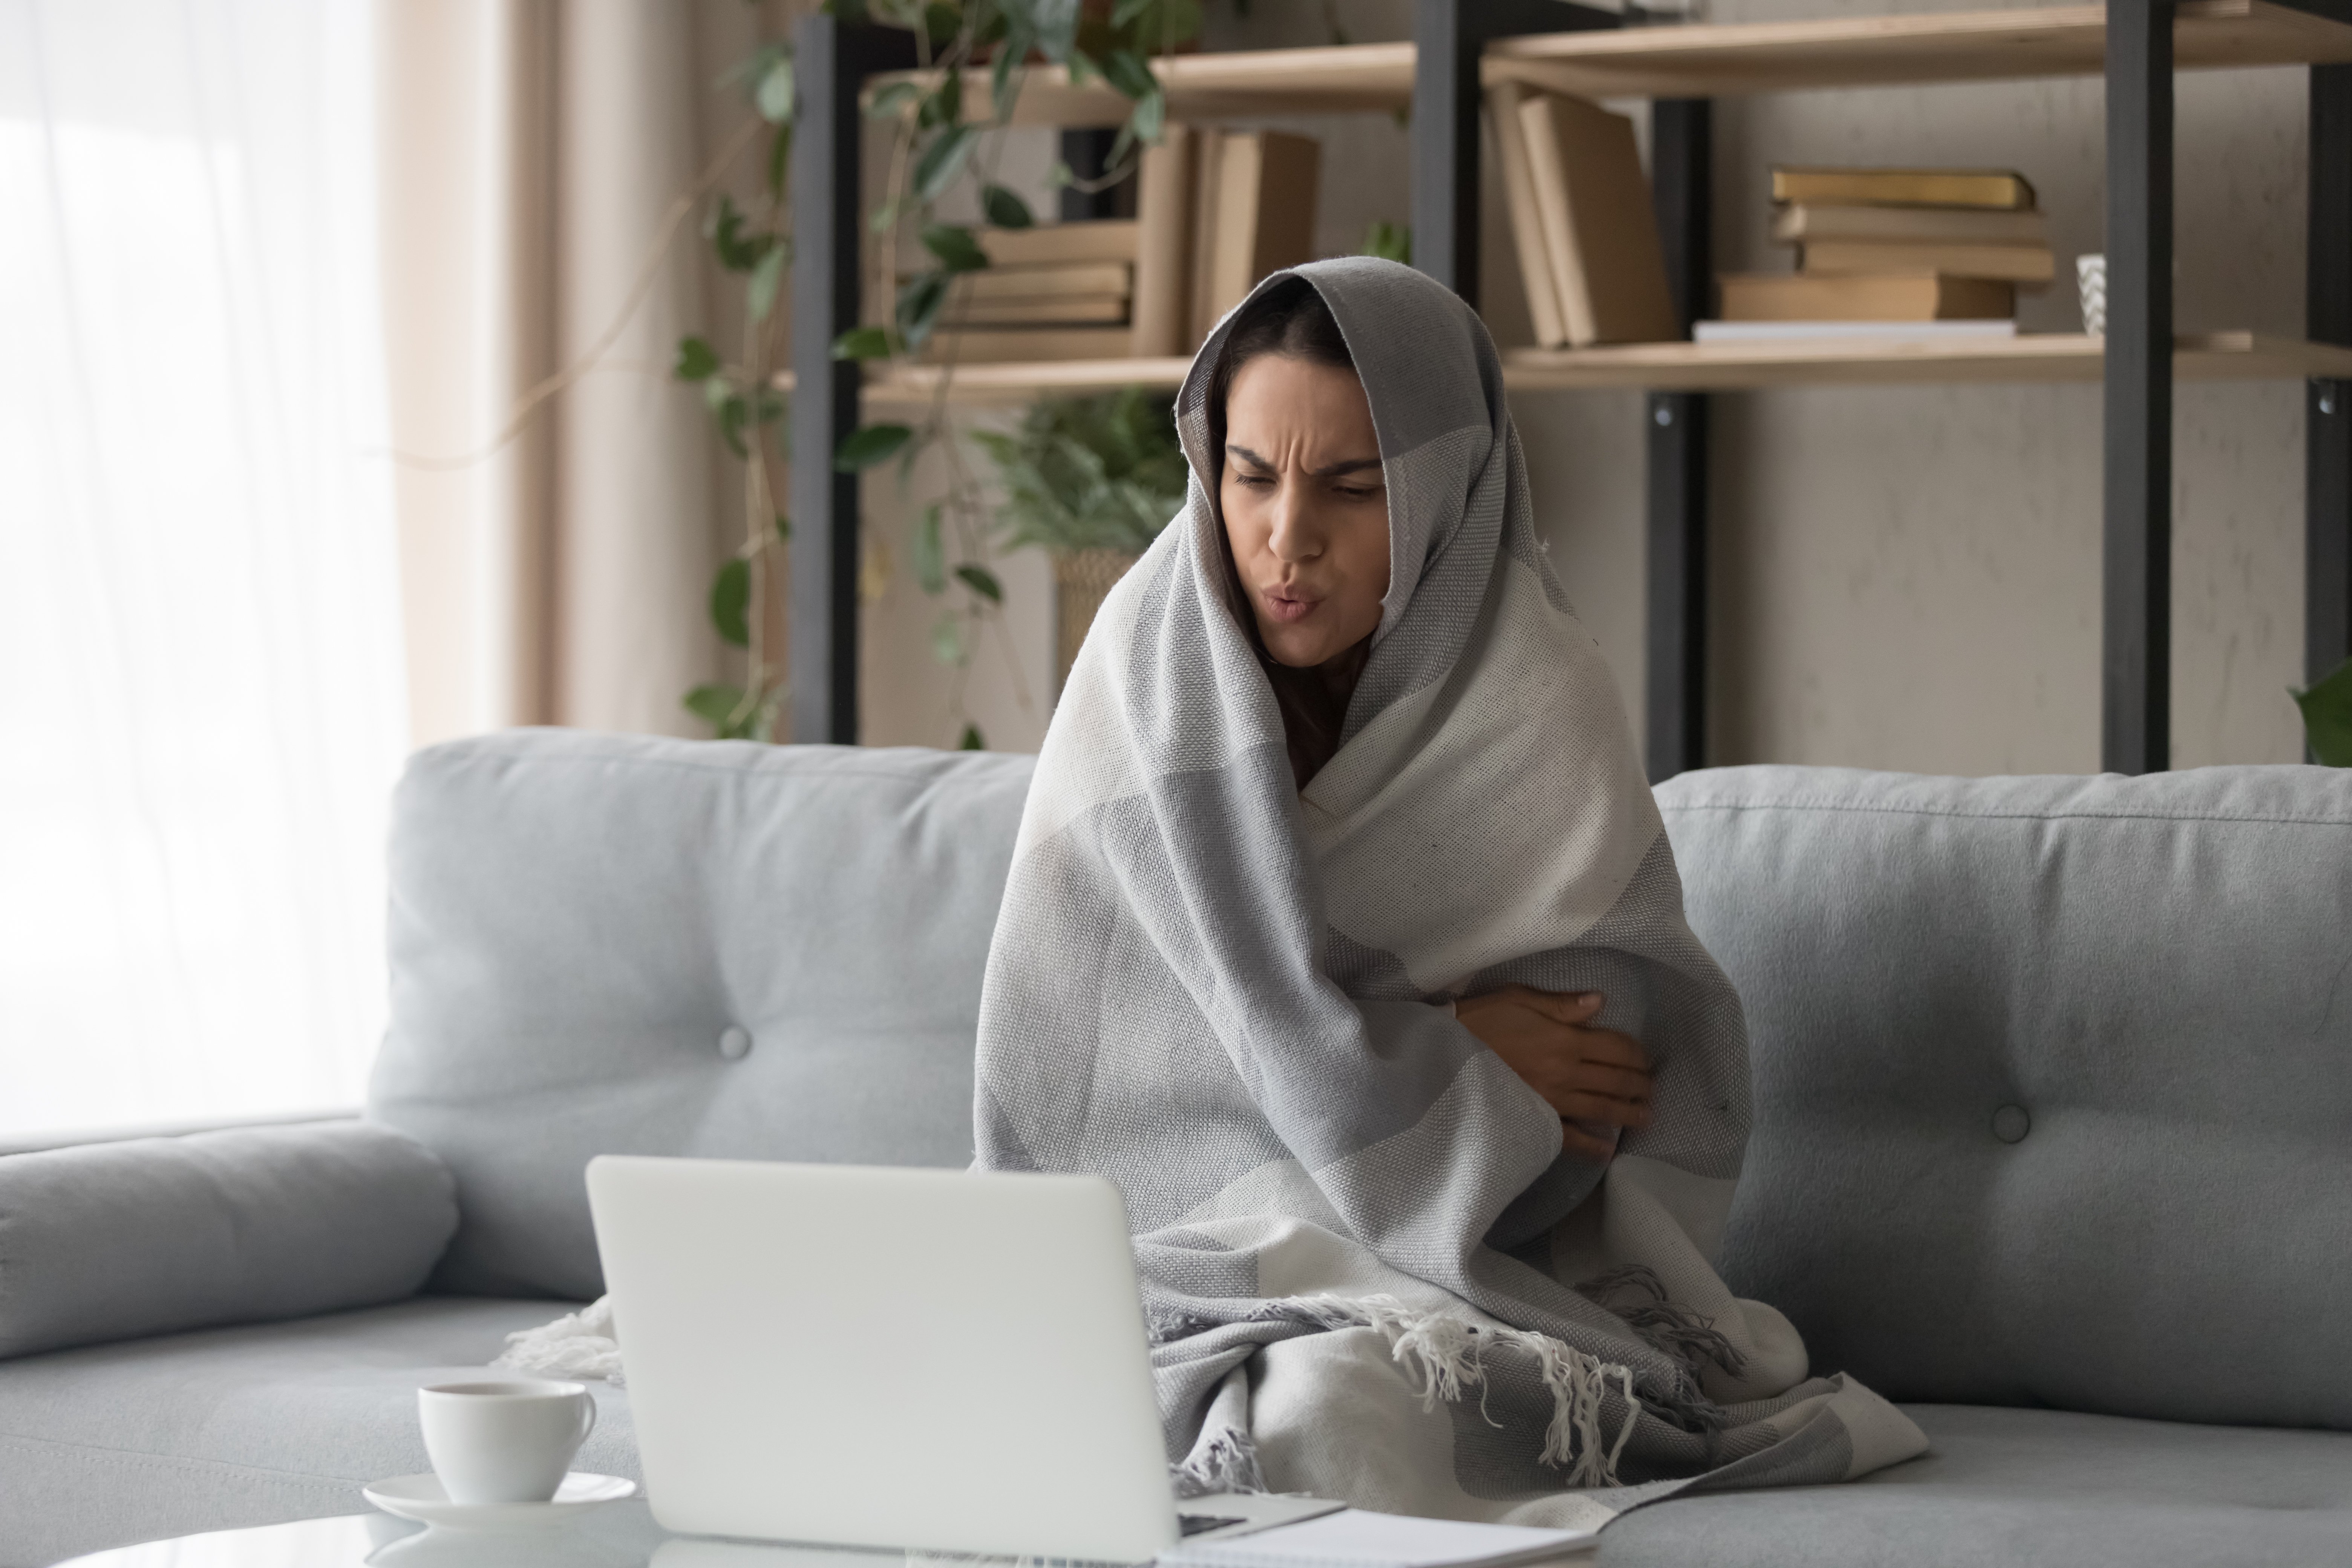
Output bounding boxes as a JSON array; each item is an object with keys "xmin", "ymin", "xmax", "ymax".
[
  {"xmin": 370, "ymin": 733, "xmax": 1035, "ymax": 1299},
  {"xmin": 1602, "ymin": 1403, "xmax": 2352, "ymax": 1568},
  {"xmin": 1657, "ymin": 765, "xmax": 2352, "ymax": 1429},
  {"xmin": 0, "ymin": 1120, "xmax": 455, "ymax": 1361},
  {"xmin": 0, "ymin": 1295, "xmax": 631, "ymax": 1568}
]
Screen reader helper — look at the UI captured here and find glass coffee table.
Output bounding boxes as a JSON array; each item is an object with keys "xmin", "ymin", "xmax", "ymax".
[{"xmin": 53, "ymin": 1504, "xmax": 931, "ymax": 1568}]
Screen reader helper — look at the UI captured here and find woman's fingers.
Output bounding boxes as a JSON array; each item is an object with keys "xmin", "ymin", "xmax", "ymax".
[
  {"xmin": 1572, "ymin": 1062, "xmax": 1653, "ymax": 1102},
  {"xmin": 1509, "ymin": 986, "xmax": 1605, "ymax": 1024},
  {"xmin": 1553, "ymin": 1090, "xmax": 1654, "ymax": 1129}
]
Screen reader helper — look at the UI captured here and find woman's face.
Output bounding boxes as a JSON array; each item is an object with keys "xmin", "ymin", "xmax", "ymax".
[{"xmin": 1219, "ymin": 353, "xmax": 1390, "ymax": 668}]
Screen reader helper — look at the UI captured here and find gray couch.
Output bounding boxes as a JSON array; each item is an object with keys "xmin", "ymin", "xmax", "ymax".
[{"xmin": 3, "ymin": 729, "xmax": 2346, "ymax": 1567}]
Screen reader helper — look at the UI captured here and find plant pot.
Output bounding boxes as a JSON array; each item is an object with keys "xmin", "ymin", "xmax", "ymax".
[{"xmin": 1052, "ymin": 548, "xmax": 1140, "ymax": 694}]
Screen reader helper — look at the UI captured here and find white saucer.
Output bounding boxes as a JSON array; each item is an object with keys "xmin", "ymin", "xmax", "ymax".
[{"xmin": 362, "ymin": 1471, "xmax": 636, "ymax": 1529}]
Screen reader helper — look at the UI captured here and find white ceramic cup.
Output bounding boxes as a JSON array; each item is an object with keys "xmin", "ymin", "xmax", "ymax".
[{"xmin": 417, "ymin": 1379, "xmax": 597, "ymax": 1506}]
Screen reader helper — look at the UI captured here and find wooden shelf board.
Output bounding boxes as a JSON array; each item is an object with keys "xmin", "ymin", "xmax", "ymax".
[
  {"xmin": 865, "ymin": 43, "xmax": 1414, "ymax": 131},
  {"xmin": 782, "ymin": 333, "xmax": 2352, "ymax": 402},
  {"xmin": 864, "ymin": 1, "xmax": 2350, "ymax": 126},
  {"xmin": 1501, "ymin": 331, "xmax": 2352, "ymax": 391},
  {"xmin": 1491, "ymin": 1, "xmax": 2352, "ymax": 99}
]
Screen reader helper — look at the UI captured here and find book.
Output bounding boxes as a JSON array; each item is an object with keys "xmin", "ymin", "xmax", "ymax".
[
  {"xmin": 918, "ymin": 326, "xmax": 1136, "ymax": 363},
  {"xmin": 1771, "ymin": 202, "xmax": 2049, "ymax": 246},
  {"xmin": 1717, "ymin": 272, "xmax": 2015, "ymax": 321},
  {"xmin": 974, "ymin": 220, "xmax": 1139, "ymax": 266},
  {"xmin": 945, "ymin": 294, "xmax": 1129, "ymax": 326},
  {"xmin": 1515, "ymin": 92, "xmax": 1678, "ymax": 346},
  {"xmin": 925, "ymin": 261, "xmax": 1132, "ymax": 302},
  {"xmin": 1769, "ymin": 166, "xmax": 2037, "ymax": 210},
  {"xmin": 1800, "ymin": 239, "xmax": 2055, "ymax": 283},
  {"xmin": 1132, "ymin": 124, "xmax": 1199, "ymax": 355},
  {"xmin": 1486, "ymin": 81, "xmax": 1570, "ymax": 349},
  {"xmin": 1190, "ymin": 130, "xmax": 1322, "ymax": 342},
  {"xmin": 1160, "ymin": 1508, "xmax": 1597, "ymax": 1568},
  {"xmin": 1694, "ymin": 317, "xmax": 2020, "ymax": 341}
]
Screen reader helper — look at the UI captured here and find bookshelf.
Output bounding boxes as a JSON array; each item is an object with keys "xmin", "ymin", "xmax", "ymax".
[{"xmin": 789, "ymin": 2, "xmax": 2352, "ymax": 778}]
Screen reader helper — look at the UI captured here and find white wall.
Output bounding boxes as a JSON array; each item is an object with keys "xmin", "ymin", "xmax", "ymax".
[{"xmin": 856, "ymin": 0, "xmax": 2315, "ymax": 771}]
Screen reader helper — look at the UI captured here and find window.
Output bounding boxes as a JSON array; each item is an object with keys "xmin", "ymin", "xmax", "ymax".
[{"xmin": 0, "ymin": 0, "xmax": 406, "ymax": 1138}]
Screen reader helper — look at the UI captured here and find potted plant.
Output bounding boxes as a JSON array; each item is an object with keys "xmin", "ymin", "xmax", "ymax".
[{"xmin": 972, "ymin": 387, "xmax": 1189, "ymax": 690}]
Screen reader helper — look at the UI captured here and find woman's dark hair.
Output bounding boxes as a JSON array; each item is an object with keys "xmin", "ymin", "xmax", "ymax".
[{"xmin": 1206, "ymin": 277, "xmax": 1372, "ymax": 790}]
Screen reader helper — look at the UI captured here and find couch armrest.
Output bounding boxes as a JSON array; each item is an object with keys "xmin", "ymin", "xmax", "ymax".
[{"xmin": 0, "ymin": 1120, "xmax": 459, "ymax": 1360}]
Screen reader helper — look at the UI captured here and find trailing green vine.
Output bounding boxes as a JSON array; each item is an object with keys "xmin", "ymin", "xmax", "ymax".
[{"xmin": 674, "ymin": 0, "xmax": 1204, "ymax": 747}]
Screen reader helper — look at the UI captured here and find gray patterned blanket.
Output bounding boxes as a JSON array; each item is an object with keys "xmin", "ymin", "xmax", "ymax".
[{"xmin": 973, "ymin": 257, "xmax": 1926, "ymax": 1530}]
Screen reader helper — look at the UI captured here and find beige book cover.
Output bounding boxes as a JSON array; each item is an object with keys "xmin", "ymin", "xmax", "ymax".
[
  {"xmin": 946, "ymin": 295, "xmax": 1131, "ymax": 327},
  {"xmin": 919, "ymin": 326, "xmax": 1138, "ymax": 363},
  {"xmin": 1194, "ymin": 132, "xmax": 1321, "ymax": 341},
  {"xmin": 931, "ymin": 261, "xmax": 1132, "ymax": 302},
  {"xmin": 1516, "ymin": 92, "xmax": 1677, "ymax": 347},
  {"xmin": 975, "ymin": 220, "xmax": 1140, "ymax": 267},
  {"xmin": 1771, "ymin": 203, "xmax": 2049, "ymax": 246},
  {"xmin": 1487, "ymin": 81, "xmax": 1568, "ymax": 350},
  {"xmin": 1717, "ymin": 272, "xmax": 2015, "ymax": 322},
  {"xmin": 1799, "ymin": 239, "xmax": 2055, "ymax": 284},
  {"xmin": 1770, "ymin": 167, "xmax": 2037, "ymax": 211},
  {"xmin": 1132, "ymin": 126, "xmax": 1198, "ymax": 356}
]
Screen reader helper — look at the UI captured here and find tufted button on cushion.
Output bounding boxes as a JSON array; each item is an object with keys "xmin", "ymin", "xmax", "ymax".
[
  {"xmin": 1661, "ymin": 763, "xmax": 2352, "ymax": 1433},
  {"xmin": 371, "ymin": 731, "xmax": 1035, "ymax": 1300}
]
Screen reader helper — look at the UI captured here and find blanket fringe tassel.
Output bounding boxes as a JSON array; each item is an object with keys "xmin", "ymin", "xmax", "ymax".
[{"xmin": 1294, "ymin": 1294, "xmax": 1642, "ymax": 1489}]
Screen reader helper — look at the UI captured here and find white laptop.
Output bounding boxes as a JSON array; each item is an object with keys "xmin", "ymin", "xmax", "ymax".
[{"xmin": 586, "ymin": 1156, "xmax": 1340, "ymax": 1562}]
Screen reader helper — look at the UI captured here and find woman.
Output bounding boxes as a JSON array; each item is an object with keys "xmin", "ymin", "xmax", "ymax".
[{"xmin": 974, "ymin": 259, "xmax": 1924, "ymax": 1528}]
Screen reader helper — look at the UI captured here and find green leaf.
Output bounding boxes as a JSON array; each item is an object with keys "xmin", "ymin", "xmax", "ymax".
[
  {"xmin": 896, "ymin": 271, "xmax": 951, "ymax": 346},
  {"xmin": 832, "ymin": 325, "xmax": 896, "ymax": 361},
  {"xmin": 954, "ymin": 562, "xmax": 1004, "ymax": 603},
  {"xmin": 774, "ymin": 513, "xmax": 791, "ymax": 542},
  {"xmin": 673, "ymin": 336, "xmax": 721, "ymax": 382},
  {"xmin": 708, "ymin": 195, "xmax": 774, "ymax": 273},
  {"xmin": 684, "ymin": 682, "xmax": 746, "ymax": 731},
  {"xmin": 869, "ymin": 196, "xmax": 903, "ymax": 235},
  {"xmin": 921, "ymin": 223, "xmax": 990, "ymax": 274},
  {"xmin": 753, "ymin": 388, "xmax": 787, "ymax": 426},
  {"xmin": 1361, "ymin": 219, "xmax": 1411, "ymax": 264},
  {"xmin": 1003, "ymin": 0, "xmax": 1080, "ymax": 61},
  {"xmin": 766, "ymin": 125, "xmax": 792, "ymax": 199},
  {"xmin": 991, "ymin": 34, "xmax": 1026, "ymax": 122},
  {"xmin": 1111, "ymin": 0, "xmax": 1156, "ymax": 26},
  {"xmin": 755, "ymin": 56, "xmax": 796, "ymax": 123},
  {"xmin": 918, "ymin": 70, "xmax": 961, "ymax": 130},
  {"xmin": 1127, "ymin": 84, "xmax": 1165, "ymax": 145},
  {"xmin": 958, "ymin": 723, "xmax": 986, "ymax": 751},
  {"xmin": 866, "ymin": 80, "xmax": 925, "ymax": 120},
  {"xmin": 2293, "ymin": 655, "xmax": 2352, "ymax": 766},
  {"xmin": 1046, "ymin": 159, "xmax": 1075, "ymax": 189},
  {"xmin": 1099, "ymin": 47, "xmax": 1156, "ymax": 100},
  {"xmin": 931, "ymin": 611, "xmax": 967, "ymax": 665},
  {"xmin": 913, "ymin": 504, "xmax": 947, "ymax": 593},
  {"xmin": 913, "ymin": 125, "xmax": 978, "ymax": 202},
  {"xmin": 710, "ymin": 558, "xmax": 752, "ymax": 648},
  {"xmin": 748, "ymin": 245, "xmax": 787, "ymax": 322},
  {"xmin": 834, "ymin": 423, "xmax": 915, "ymax": 471},
  {"xmin": 717, "ymin": 395, "xmax": 750, "ymax": 458},
  {"xmin": 981, "ymin": 184, "xmax": 1034, "ymax": 230}
]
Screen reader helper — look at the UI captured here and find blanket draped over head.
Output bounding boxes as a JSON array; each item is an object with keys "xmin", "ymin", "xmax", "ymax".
[{"xmin": 973, "ymin": 257, "xmax": 1926, "ymax": 1530}]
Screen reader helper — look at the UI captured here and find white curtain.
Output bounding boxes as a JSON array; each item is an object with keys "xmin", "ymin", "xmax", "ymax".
[{"xmin": 0, "ymin": 0, "xmax": 406, "ymax": 1137}]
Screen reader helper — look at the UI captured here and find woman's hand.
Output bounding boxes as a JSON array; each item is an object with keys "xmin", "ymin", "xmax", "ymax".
[{"xmin": 1454, "ymin": 986, "xmax": 1653, "ymax": 1162}]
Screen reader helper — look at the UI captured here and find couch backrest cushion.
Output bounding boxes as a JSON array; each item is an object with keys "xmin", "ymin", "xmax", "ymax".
[
  {"xmin": 369, "ymin": 731, "xmax": 1034, "ymax": 1299},
  {"xmin": 1658, "ymin": 764, "xmax": 2352, "ymax": 1430}
]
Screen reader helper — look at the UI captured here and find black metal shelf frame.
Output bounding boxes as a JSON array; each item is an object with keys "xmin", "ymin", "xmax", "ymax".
[{"xmin": 790, "ymin": 0, "xmax": 2352, "ymax": 775}]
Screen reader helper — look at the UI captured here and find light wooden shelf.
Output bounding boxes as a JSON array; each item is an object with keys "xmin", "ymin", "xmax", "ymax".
[
  {"xmin": 863, "ymin": 1, "xmax": 2352, "ymax": 127},
  {"xmin": 786, "ymin": 332, "xmax": 2352, "ymax": 403},
  {"xmin": 1502, "ymin": 331, "xmax": 2352, "ymax": 390},
  {"xmin": 1488, "ymin": 0, "xmax": 2352, "ymax": 101}
]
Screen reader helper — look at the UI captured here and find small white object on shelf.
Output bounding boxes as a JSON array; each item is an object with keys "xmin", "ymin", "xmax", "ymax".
[
  {"xmin": 2078, "ymin": 253, "xmax": 2107, "ymax": 337},
  {"xmin": 1694, "ymin": 318, "xmax": 2019, "ymax": 341},
  {"xmin": 1158, "ymin": 1507, "xmax": 1598, "ymax": 1568},
  {"xmin": 361, "ymin": 1471, "xmax": 636, "ymax": 1530}
]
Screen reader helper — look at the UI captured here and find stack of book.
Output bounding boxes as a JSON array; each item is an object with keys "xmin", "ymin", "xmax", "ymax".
[
  {"xmin": 916, "ymin": 127, "xmax": 1321, "ymax": 365},
  {"xmin": 1489, "ymin": 83, "xmax": 1678, "ymax": 349},
  {"xmin": 1706, "ymin": 167, "xmax": 2050, "ymax": 340}
]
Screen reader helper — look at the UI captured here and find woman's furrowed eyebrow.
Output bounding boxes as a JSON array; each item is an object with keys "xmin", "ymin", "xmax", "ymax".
[{"xmin": 1225, "ymin": 443, "xmax": 1384, "ymax": 480}]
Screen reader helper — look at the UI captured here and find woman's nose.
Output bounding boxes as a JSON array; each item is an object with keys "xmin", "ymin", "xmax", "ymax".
[{"xmin": 1267, "ymin": 477, "xmax": 1321, "ymax": 562}]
